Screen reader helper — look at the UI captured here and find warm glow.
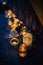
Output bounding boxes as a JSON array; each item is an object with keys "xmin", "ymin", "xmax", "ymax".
[
  {"xmin": 23, "ymin": 33, "xmax": 33, "ymax": 46},
  {"xmin": 10, "ymin": 38, "xmax": 19, "ymax": 46},
  {"xmin": 20, "ymin": 31, "xmax": 27, "ymax": 36},
  {"xmin": 20, "ymin": 21, "xmax": 23, "ymax": 24},
  {"xmin": 8, "ymin": 18, "xmax": 20, "ymax": 31},
  {"xmin": 20, "ymin": 26, "xmax": 27, "ymax": 36},
  {"xmin": 7, "ymin": 10, "xmax": 33, "ymax": 57},
  {"xmin": 5, "ymin": 10, "xmax": 16, "ymax": 18},
  {"xmin": 22, "ymin": 26, "xmax": 26, "ymax": 31},
  {"xmin": 14, "ymin": 18, "xmax": 20, "ymax": 23},
  {"xmin": 2, "ymin": 2, "xmax": 7, "ymax": 5},
  {"xmin": 8, "ymin": 20, "xmax": 13, "ymax": 26},
  {"xmin": 5, "ymin": 10, "xmax": 12, "ymax": 18},
  {"xmin": 8, "ymin": 10, "xmax": 12, "ymax": 15},
  {"xmin": 10, "ymin": 18, "xmax": 20, "ymax": 31},
  {"xmin": 7, "ymin": 10, "xmax": 16, "ymax": 18},
  {"xmin": 12, "ymin": 13, "xmax": 16, "ymax": 18},
  {"xmin": 19, "ymin": 44, "xmax": 27, "ymax": 52},
  {"xmin": 8, "ymin": 16, "xmax": 12, "ymax": 18},
  {"xmin": 19, "ymin": 52, "xmax": 27, "ymax": 58}
]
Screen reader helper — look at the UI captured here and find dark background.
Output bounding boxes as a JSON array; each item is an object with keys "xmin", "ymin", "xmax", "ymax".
[{"xmin": 0, "ymin": 0, "xmax": 43, "ymax": 65}]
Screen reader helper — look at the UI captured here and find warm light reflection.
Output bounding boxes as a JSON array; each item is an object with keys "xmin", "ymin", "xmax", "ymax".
[
  {"xmin": 19, "ymin": 52, "xmax": 27, "ymax": 58},
  {"xmin": 7, "ymin": 10, "xmax": 33, "ymax": 57},
  {"xmin": 8, "ymin": 20, "xmax": 13, "ymax": 26},
  {"xmin": 8, "ymin": 10, "xmax": 12, "ymax": 16},
  {"xmin": 23, "ymin": 33, "xmax": 33, "ymax": 46},
  {"xmin": 5, "ymin": 10, "xmax": 16, "ymax": 18},
  {"xmin": 20, "ymin": 30, "xmax": 26, "ymax": 36},
  {"xmin": 10, "ymin": 18, "xmax": 20, "ymax": 31},
  {"xmin": 19, "ymin": 44, "xmax": 27, "ymax": 52},
  {"xmin": 20, "ymin": 26, "xmax": 27, "ymax": 36},
  {"xmin": 5, "ymin": 10, "xmax": 11, "ymax": 18},
  {"xmin": 10, "ymin": 38, "xmax": 19, "ymax": 46},
  {"xmin": 12, "ymin": 13, "xmax": 16, "ymax": 18}
]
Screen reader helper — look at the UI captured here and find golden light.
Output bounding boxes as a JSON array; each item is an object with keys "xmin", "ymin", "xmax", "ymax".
[
  {"xmin": 19, "ymin": 52, "xmax": 27, "ymax": 58},
  {"xmin": 20, "ymin": 26, "xmax": 27, "ymax": 36},
  {"xmin": 14, "ymin": 18, "xmax": 20, "ymax": 23},
  {"xmin": 7, "ymin": 10, "xmax": 16, "ymax": 18},
  {"xmin": 20, "ymin": 21, "xmax": 23, "ymax": 25},
  {"xmin": 8, "ymin": 15, "xmax": 11, "ymax": 18},
  {"xmin": 5, "ymin": 10, "xmax": 12, "ymax": 18},
  {"xmin": 6, "ymin": 10, "xmax": 12, "ymax": 18},
  {"xmin": 2, "ymin": 2, "xmax": 7, "ymax": 5},
  {"xmin": 19, "ymin": 44, "xmax": 27, "ymax": 52},
  {"xmin": 22, "ymin": 26, "xmax": 26, "ymax": 30},
  {"xmin": 5, "ymin": 10, "xmax": 16, "ymax": 18},
  {"xmin": 18, "ymin": 21, "xmax": 23, "ymax": 26},
  {"xmin": 12, "ymin": 13, "xmax": 16, "ymax": 18},
  {"xmin": 23, "ymin": 33, "xmax": 33, "ymax": 47},
  {"xmin": 10, "ymin": 38, "xmax": 19, "ymax": 46},
  {"xmin": 8, "ymin": 20, "xmax": 13, "ymax": 26},
  {"xmin": 20, "ymin": 31, "xmax": 27, "ymax": 36},
  {"xmin": 20, "ymin": 21, "xmax": 23, "ymax": 24},
  {"xmin": 8, "ymin": 10, "xmax": 12, "ymax": 15},
  {"xmin": 10, "ymin": 18, "xmax": 20, "ymax": 31}
]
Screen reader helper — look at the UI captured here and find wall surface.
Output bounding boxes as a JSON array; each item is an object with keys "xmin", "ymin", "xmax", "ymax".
[{"xmin": 29, "ymin": 0, "xmax": 43, "ymax": 26}]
